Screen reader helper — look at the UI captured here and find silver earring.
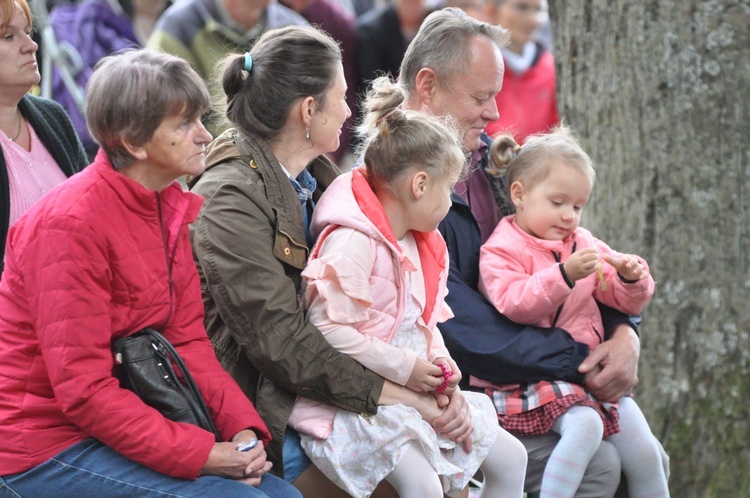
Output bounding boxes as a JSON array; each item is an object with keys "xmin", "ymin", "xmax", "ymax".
[{"xmin": 305, "ymin": 129, "xmax": 310, "ymax": 141}]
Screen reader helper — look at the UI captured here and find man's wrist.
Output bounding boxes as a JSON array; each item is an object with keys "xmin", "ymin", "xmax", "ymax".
[{"xmin": 611, "ymin": 324, "xmax": 639, "ymax": 343}]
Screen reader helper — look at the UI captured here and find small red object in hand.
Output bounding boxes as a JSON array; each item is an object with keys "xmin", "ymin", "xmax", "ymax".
[{"xmin": 435, "ymin": 362, "xmax": 453, "ymax": 394}]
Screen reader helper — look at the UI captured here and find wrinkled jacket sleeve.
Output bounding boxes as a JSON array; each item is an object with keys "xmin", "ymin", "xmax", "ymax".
[
  {"xmin": 441, "ymin": 268, "xmax": 589, "ymax": 386},
  {"xmin": 438, "ymin": 204, "xmax": 589, "ymax": 386},
  {"xmin": 479, "ymin": 232, "xmax": 573, "ymax": 325},
  {"xmin": 303, "ymin": 228, "xmax": 418, "ymax": 386},
  {"xmin": 192, "ymin": 176, "xmax": 382, "ymax": 414}
]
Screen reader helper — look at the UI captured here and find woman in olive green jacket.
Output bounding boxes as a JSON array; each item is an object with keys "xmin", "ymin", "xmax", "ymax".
[{"xmin": 190, "ymin": 27, "xmax": 475, "ymax": 497}]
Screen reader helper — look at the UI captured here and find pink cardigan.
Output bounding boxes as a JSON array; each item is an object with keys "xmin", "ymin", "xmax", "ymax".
[
  {"xmin": 479, "ymin": 216, "xmax": 655, "ymax": 351},
  {"xmin": 288, "ymin": 168, "xmax": 453, "ymax": 438}
]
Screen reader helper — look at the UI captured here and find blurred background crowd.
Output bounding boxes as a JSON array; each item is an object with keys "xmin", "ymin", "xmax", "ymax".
[{"xmin": 30, "ymin": 0, "xmax": 557, "ymax": 166}]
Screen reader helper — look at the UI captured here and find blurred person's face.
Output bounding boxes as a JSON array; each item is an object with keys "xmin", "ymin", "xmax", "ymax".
[
  {"xmin": 0, "ymin": 2, "xmax": 39, "ymax": 96},
  {"xmin": 426, "ymin": 36, "xmax": 503, "ymax": 152},
  {"xmin": 450, "ymin": 0, "xmax": 490, "ymax": 22},
  {"xmin": 489, "ymin": 0, "xmax": 543, "ymax": 51},
  {"xmin": 223, "ymin": 0, "xmax": 272, "ymax": 30}
]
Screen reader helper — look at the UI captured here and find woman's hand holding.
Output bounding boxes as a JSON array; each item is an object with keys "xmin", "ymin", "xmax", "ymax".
[
  {"xmin": 406, "ymin": 357, "xmax": 444, "ymax": 392},
  {"xmin": 201, "ymin": 430, "xmax": 272, "ymax": 486},
  {"xmin": 379, "ymin": 380, "xmax": 445, "ymax": 423},
  {"xmin": 431, "ymin": 389, "xmax": 474, "ymax": 452},
  {"xmin": 412, "ymin": 390, "xmax": 447, "ymax": 423}
]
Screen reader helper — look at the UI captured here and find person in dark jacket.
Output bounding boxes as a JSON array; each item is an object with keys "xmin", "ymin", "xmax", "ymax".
[
  {"xmin": 399, "ymin": 8, "xmax": 668, "ymax": 496},
  {"xmin": 355, "ymin": 0, "xmax": 430, "ymax": 106},
  {"xmin": 0, "ymin": 0, "xmax": 88, "ymax": 276}
]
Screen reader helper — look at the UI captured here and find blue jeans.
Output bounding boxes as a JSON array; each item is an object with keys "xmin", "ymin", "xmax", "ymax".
[
  {"xmin": 0, "ymin": 439, "xmax": 302, "ymax": 498},
  {"xmin": 282, "ymin": 426, "xmax": 312, "ymax": 483}
]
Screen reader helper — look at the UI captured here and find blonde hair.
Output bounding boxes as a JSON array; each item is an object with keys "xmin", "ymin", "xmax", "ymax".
[
  {"xmin": 357, "ymin": 76, "xmax": 466, "ymax": 193},
  {"xmin": 489, "ymin": 124, "xmax": 595, "ymax": 194}
]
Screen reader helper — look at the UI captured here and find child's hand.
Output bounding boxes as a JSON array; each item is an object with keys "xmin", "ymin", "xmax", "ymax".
[
  {"xmin": 406, "ymin": 357, "xmax": 444, "ymax": 392},
  {"xmin": 563, "ymin": 248, "xmax": 599, "ymax": 282},
  {"xmin": 602, "ymin": 253, "xmax": 649, "ymax": 282},
  {"xmin": 433, "ymin": 357, "xmax": 461, "ymax": 396}
]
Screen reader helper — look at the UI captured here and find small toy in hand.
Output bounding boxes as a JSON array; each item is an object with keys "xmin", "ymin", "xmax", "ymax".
[
  {"xmin": 435, "ymin": 362, "xmax": 453, "ymax": 394},
  {"xmin": 596, "ymin": 260, "xmax": 608, "ymax": 291}
]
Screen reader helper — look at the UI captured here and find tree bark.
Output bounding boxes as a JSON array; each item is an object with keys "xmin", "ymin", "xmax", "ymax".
[{"xmin": 549, "ymin": 1, "xmax": 750, "ymax": 496}]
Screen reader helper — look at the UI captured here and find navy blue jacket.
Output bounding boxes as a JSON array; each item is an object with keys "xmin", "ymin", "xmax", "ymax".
[{"xmin": 437, "ymin": 135, "xmax": 638, "ymax": 387}]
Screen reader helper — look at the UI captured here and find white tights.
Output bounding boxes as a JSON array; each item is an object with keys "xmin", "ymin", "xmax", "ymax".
[
  {"xmin": 541, "ymin": 399, "xmax": 670, "ymax": 498},
  {"xmin": 541, "ymin": 405, "xmax": 604, "ymax": 498},
  {"xmin": 607, "ymin": 397, "xmax": 669, "ymax": 498},
  {"xmin": 384, "ymin": 428, "xmax": 527, "ymax": 498}
]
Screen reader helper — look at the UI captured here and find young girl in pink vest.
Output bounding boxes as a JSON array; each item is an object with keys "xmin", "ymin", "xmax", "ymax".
[
  {"xmin": 478, "ymin": 126, "xmax": 669, "ymax": 497},
  {"xmin": 287, "ymin": 76, "xmax": 528, "ymax": 497}
]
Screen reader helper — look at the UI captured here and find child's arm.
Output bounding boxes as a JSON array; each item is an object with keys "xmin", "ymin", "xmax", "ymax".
[{"xmin": 479, "ymin": 237, "xmax": 575, "ymax": 325}]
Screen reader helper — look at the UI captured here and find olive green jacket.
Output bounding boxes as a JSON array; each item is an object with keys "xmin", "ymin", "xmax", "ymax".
[{"xmin": 189, "ymin": 130, "xmax": 383, "ymax": 476}]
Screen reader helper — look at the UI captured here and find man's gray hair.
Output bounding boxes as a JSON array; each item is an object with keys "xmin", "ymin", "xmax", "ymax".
[{"xmin": 399, "ymin": 7, "xmax": 509, "ymax": 94}]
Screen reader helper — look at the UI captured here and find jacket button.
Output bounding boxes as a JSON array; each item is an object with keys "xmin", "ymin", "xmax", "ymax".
[
  {"xmin": 249, "ymin": 159, "xmax": 258, "ymax": 169},
  {"xmin": 284, "ymin": 247, "xmax": 291, "ymax": 256}
]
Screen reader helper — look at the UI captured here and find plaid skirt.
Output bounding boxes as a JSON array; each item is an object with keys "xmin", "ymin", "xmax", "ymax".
[{"xmin": 484, "ymin": 380, "xmax": 621, "ymax": 437}]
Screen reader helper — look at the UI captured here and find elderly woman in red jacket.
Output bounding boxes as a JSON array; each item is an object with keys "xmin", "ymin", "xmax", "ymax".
[{"xmin": 0, "ymin": 49, "xmax": 301, "ymax": 498}]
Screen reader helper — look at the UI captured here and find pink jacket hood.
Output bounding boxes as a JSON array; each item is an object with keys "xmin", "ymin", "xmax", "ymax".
[{"xmin": 310, "ymin": 167, "xmax": 449, "ymax": 330}]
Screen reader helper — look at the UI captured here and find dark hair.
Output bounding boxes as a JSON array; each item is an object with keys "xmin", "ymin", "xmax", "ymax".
[
  {"xmin": 86, "ymin": 49, "xmax": 210, "ymax": 170},
  {"xmin": 400, "ymin": 7, "xmax": 508, "ymax": 95},
  {"xmin": 357, "ymin": 76, "xmax": 466, "ymax": 193},
  {"xmin": 489, "ymin": 124, "xmax": 596, "ymax": 195},
  {"xmin": 218, "ymin": 26, "xmax": 342, "ymax": 142}
]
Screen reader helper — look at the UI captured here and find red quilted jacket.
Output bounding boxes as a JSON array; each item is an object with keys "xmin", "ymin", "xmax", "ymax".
[{"xmin": 0, "ymin": 150, "xmax": 270, "ymax": 478}]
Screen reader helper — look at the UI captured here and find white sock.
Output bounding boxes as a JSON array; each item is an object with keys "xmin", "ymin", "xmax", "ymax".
[
  {"xmin": 606, "ymin": 397, "xmax": 669, "ymax": 498},
  {"xmin": 384, "ymin": 441, "xmax": 444, "ymax": 498},
  {"xmin": 478, "ymin": 427, "xmax": 527, "ymax": 498},
  {"xmin": 541, "ymin": 405, "xmax": 604, "ymax": 498}
]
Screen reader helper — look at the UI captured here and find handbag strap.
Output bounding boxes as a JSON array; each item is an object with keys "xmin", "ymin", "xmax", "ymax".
[{"xmin": 139, "ymin": 328, "xmax": 220, "ymax": 438}]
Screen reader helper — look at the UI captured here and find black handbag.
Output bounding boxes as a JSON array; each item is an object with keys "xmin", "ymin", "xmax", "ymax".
[{"xmin": 114, "ymin": 328, "xmax": 219, "ymax": 439}]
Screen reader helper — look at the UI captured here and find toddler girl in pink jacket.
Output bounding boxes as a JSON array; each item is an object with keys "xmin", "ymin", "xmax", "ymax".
[
  {"xmin": 287, "ymin": 76, "xmax": 528, "ymax": 497},
  {"xmin": 478, "ymin": 126, "xmax": 669, "ymax": 497}
]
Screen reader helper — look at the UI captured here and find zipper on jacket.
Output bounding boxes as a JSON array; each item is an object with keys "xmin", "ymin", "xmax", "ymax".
[{"xmin": 157, "ymin": 193, "xmax": 175, "ymax": 328}]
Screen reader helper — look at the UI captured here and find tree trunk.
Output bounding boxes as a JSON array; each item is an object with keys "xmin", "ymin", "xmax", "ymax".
[{"xmin": 548, "ymin": 1, "xmax": 750, "ymax": 496}]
